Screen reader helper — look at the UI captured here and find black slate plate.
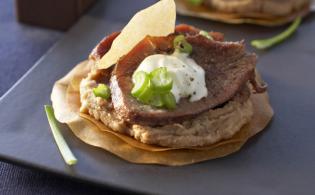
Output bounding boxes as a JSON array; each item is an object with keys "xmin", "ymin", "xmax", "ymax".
[{"xmin": 1, "ymin": 1, "xmax": 315, "ymax": 194}]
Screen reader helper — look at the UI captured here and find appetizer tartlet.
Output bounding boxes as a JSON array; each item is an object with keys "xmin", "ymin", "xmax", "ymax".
[
  {"xmin": 203, "ymin": 0, "xmax": 309, "ymax": 17},
  {"xmin": 51, "ymin": 0, "xmax": 273, "ymax": 165},
  {"xmin": 176, "ymin": 0, "xmax": 311, "ymax": 26},
  {"xmin": 80, "ymin": 24, "xmax": 266, "ymax": 148}
]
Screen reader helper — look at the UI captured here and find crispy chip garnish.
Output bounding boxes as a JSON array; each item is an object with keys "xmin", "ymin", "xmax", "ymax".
[{"xmin": 97, "ymin": 0, "xmax": 176, "ymax": 69}]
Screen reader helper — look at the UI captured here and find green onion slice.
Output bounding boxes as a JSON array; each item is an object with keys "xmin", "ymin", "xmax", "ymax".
[
  {"xmin": 173, "ymin": 35, "xmax": 193, "ymax": 54},
  {"xmin": 251, "ymin": 17, "xmax": 301, "ymax": 50},
  {"xmin": 137, "ymin": 85, "xmax": 153, "ymax": 103},
  {"xmin": 149, "ymin": 93, "xmax": 164, "ymax": 108},
  {"xmin": 93, "ymin": 84, "xmax": 111, "ymax": 99},
  {"xmin": 162, "ymin": 92, "xmax": 176, "ymax": 109},
  {"xmin": 131, "ymin": 71, "xmax": 153, "ymax": 103},
  {"xmin": 150, "ymin": 67, "xmax": 173, "ymax": 92},
  {"xmin": 132, "ymin": 68, "xmax": 177, "ymax": 109},
  {"xmin": 186, "ymin": 0, "xmax": 203, "ymax": 6},
  {"xmin": 199, "ymin": 30, "xmax": 213, "ymax": 40},
  {"xmin": 44, "ymin": 105, "xmax": 77, "ymax": 166}
]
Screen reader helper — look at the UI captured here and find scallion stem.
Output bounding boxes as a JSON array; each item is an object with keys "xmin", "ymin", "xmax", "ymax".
[
  {"xmin": 186, "ymin": 0, "xmax": 203, "ymax": 6},
  {"xmin": 251, "ymin": 17, "xmax": 301, "ymax": 50},
  {"xmin": 44, "ymin": 105, "xmax": 77, "ymax": 165}
]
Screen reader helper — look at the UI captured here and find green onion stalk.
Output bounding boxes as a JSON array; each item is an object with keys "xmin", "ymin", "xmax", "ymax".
[
  {"xmin": 44, "ymin": 105, "xmax": 77, "ymax": 165},
  {"xmin": 251, "ymin": 17, "xmax": 301, "ymax": 50},
  {"xmin": 186, "ymin": 0, "xmax": 204, "ymax": 6}
]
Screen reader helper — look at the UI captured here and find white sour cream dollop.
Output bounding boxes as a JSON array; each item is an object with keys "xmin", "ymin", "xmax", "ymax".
[{"xmin": 134, "ymin": 52, "xmax": 208, "ymax": 103}]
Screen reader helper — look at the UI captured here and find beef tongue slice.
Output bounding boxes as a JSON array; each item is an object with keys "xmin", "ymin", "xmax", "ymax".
[{"xmin": 109, "ymin": 27, "xmax": 263, "ymax": 126}]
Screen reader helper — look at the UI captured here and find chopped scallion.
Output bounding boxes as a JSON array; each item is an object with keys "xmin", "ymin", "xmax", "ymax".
[
  {"xmin": 93, "ymin": 84, "xmax": 111, "ymax": 99},
  {"xmin": 150, "ymin": 67, "xmax": 173, "ymax": 92},
  {"xmin": 199, "ymin": 30, "xmax": 213, "ymax": 40},
  {"xmin": 173, "ymin": 35, "xmax": 193, "ymax": 54},
  {"xmin": 162, "ymin": 92, "xmax": 176, "ymax": 109},
  {"xmin": 149, "ymin": 93, "xmax": 164, "ymax": 108},
  {"xmin": 186, "ymin": 0, "xmax": 203, "ymax": 6},
  {"xmin": 137, "ymin": 84, "xmax": 153, "ymax": 103},
  {"xmin": 131, "ymin": 71, "xmax": 150, "ymax": 97},
  {"xmin": 131, "ymin": 67, "xmax": 177, "ymax": 109}
]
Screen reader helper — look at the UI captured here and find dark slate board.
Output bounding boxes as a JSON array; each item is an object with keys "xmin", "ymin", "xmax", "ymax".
[{"xmin": 0, "ymin": 0, "xmax": 314, "ymax": 194}]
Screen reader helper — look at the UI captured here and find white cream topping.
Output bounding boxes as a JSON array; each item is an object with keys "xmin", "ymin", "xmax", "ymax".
[{"xmin": 134, "ymin": 52, "xmax": 208, "ymax": 103}]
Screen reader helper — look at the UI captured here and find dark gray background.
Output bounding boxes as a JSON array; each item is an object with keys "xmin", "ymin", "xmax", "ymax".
[{"xmin": 1, "ymin": 0, "xmax": 315, "ymax": 194}]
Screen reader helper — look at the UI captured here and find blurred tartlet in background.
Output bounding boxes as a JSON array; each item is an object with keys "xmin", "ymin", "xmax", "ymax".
[{"xmin": 176, "ymin": 0, "xmax": 312, "ymax": 26}]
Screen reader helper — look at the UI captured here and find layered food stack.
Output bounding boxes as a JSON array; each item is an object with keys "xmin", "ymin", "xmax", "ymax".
[{"xmin": 51, "ymin": 0, "xmax": 273, "ymax": 165}]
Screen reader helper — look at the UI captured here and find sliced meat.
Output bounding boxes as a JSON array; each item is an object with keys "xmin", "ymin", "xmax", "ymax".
[{"xmin": 110, "ymin": 29, "xmax": 263, "ymax": 126}]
